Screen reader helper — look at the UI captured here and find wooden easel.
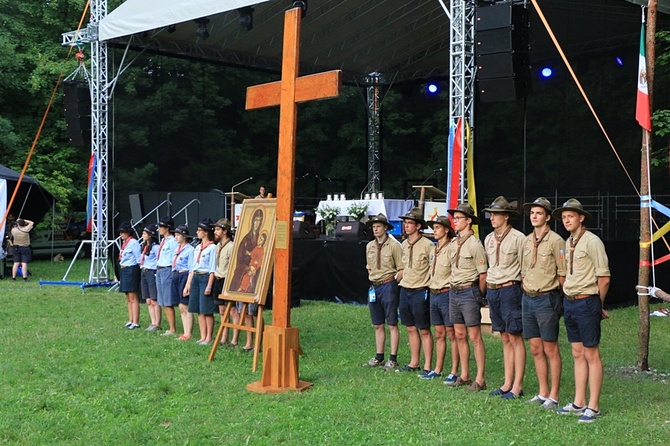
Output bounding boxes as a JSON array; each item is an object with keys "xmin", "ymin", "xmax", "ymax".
[{"xmin": 208, "ymin": 299, "xmax": 264, "ymax": 372}]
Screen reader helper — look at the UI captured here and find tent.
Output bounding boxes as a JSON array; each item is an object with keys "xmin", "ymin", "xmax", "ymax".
[{"xmin": 0, "ymin": 165, "xmax": 56, "ymax": 244}]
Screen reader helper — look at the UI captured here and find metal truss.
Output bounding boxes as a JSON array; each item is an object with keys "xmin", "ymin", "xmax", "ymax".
[
  {"xmin": 365, "ymin": 72, "xmax": 384, "ymax": 196},
  {"xmin": 449, "ymin": 0, "xmax": 476, "ymax": 202}
]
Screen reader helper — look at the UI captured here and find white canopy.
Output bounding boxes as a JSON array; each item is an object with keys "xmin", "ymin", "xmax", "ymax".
[{"xmin": 99, "ymin": 0, "xmax": 270, "ymax": 41}]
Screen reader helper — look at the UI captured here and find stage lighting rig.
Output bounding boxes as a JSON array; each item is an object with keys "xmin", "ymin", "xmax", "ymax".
[
  {"xmin": 194, "ymin": 17, "xmax": 210, "ymax": 40},
  {"xmin": 238, "ymin": 7, "xmax": 254, "ymax": 31}
]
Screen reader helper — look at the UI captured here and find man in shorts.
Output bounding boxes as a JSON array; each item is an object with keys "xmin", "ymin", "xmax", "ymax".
[
  {"xmin": 553, "ymin": 199, "xmax": 610, "ymax": 423},
  {"xmin": 363, "ymin": 213, "xmax": 403, "ymax": 371}
]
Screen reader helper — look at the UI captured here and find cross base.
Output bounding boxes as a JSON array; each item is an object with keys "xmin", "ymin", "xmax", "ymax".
[{"xmin": 246, "ymin": 325, "xmax": 313, "ymax": 394}]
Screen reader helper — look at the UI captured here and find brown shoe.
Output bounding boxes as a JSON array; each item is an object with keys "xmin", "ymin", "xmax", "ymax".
[
  {"xmin": 449, "ymin": 377, "xmax": 473, "ymax": 388},
  {"xmin": 467, "ymin": 381, "xmax": 487, "ymax": 391}
]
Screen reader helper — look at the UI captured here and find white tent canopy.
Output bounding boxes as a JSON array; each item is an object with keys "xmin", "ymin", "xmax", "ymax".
[{"xmin": 99, "ymin": 0, "xmax": 269, "ymax": 41}]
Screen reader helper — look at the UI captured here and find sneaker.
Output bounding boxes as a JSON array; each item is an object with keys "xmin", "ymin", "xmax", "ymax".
[
  {"xmin": 362, "ymin": 357, "xmax": 384, "ymax": 367},
  {"xmin": 526, "ymin": 395, "xmax": 547, "ymax": 405},
  {"xmin": 489, "ymin": 387, "xmax": 510, "ymax": 397},
  {"xmin": 161, "ymin": 330, "xmax": 176, "ymax": 337},
  {"xmin": 578, "ymin": 408, "xmax": 601, "ymax": 423},
  {"xmin": 443, "ymin": 373, "xmax": 459, "ymax": 385},
  {"xmin": 127, "ymin": 323, "xmax": 140, "ymax": 330},
  {"xmin": 417, "ymin": 369, "xmax": 431, "ymax": 377},
  {"xmin": 419, "ymin": 371, "xmax": 442, "ymax": 380},
  {"xmin": 395, "ymin": 364, "xmax": 421, "ymax": 373},
  {"xmin": 124, "ymin": 321, "xmax": 132, "ymax": 328},
  {"xmin": 382, "ymin": 360, "xmax": 399, "ymax": 371},
  {"xmin": 501, "ymin": 390, "xmax": 524, "ymax": 399},
  {"xmin": 541, "ymin": 398, "xmax": 559, "ymax": 410},
  {"xmin": 145, "ymin": 324, "xmax": 159, "ymax": 332},
  {"xmin": 556, "ymin": 403, "xmax": 585, "ymax": 415},
  {"xmin": 467, "ymin": 381, "xmax": 487, "ymax": 391},
  {"xmin": 449, "ymin": 376, "xmax": 473, "ymax": 388},
  {"xmin": 196, "ymin": 340, "xmax": 213, "ymax": 345}
]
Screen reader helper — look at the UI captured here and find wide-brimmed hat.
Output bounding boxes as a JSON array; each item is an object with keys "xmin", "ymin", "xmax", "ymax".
[
  {"xmin": 552, "ymin": 198, "xmax": 592, "ymax": 220},
  {"xmin": 366, "ymin": 213, "xmax": 394, "ymax": 231},
  {"xmin": 117, "ymin": 221, "xmax": 133, "ymax": 234},
  {"xmin": 158, "ymin": 215, "xmax": 175, "ymax": 230},
  {"xmin": 197, "ymin": 218, "xmax": 214, "ymax": 232},
  {"xmin": 523, "ymin": 197, "xmax": 553, "ymax": 215},
  {"xmin": 214, "ymin": 218, "xmax": 231, "ymax": 231},
  {"xmin": 174, "ymin": 224, "xmax": 192, "ymax": 238},
  {"xmin": 482, "ymin": 196, "xmax": 520, "ymax": 217},
  {"xmin": 399, "ymin": 207, "xmax": 428, "ymax": 230},
  {"xmin": 143, "ymin": 223, "xmax": 159, "ymax": 237},
  {"xmin": 427, "ymin": 215, "xmax": 456, "ymax": 238},
  {"xmin": 447, "ymin": 203, "xmax": 480, "ymax": 225}
]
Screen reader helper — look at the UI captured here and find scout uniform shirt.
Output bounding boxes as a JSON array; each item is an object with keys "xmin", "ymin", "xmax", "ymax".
[
  {"xmin": 399, "ymin": 235, "xmax": 433, "ymax": 289},
  {"xmin": 484, "ymin": 227, "xmax": 525, "ymax": 284},
  {"xmin": 156, "ymin": 235, "xmax": 178, "ymax": 268},
  {"xmin": 521, "ymin": 229, "xmax": 566, "ymax": 294},
  {"xmin": 429, "ymin": 239, "xmax": 453, "ymax": 290},
  {"xmin": 215, "ymin": 240, "xmax": 234, "ymax": 280},
  {"xmin": 366, "ymin": 234, "xmax": 403, "ymax": 283},
  {"xmin": 172, "ymin": 243, "xmax": 194, "ymax": 272},
  {"xmin": 448, "ymin": 229, "xmax": 487, "ymax": 287},
  {"xmin": 11, "ymin": 222, "xmax": 34, "ymax": 247},
  {"xmin": 562, "ymin": 230, "xmax": 610, "ymax": 297},
  {"xmin": 119, "ymin": 237, "xmax": 141, "ymax": 267}
]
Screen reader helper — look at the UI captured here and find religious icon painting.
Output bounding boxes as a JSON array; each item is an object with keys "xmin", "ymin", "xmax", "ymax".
[{"xmin": 223, "ymin": 198, "xmax": 276, "ymax": 305}]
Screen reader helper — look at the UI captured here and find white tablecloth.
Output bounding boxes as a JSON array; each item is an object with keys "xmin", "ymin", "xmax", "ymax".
[{"xmin": 315, "ymin": 199, "xmax": 414, "ymax": 223}]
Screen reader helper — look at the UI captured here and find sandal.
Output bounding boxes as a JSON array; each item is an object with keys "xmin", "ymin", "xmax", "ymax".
[
  {"xmin": 177, "ymin": 334, "xmax": 191, "ymax": 341},
  {"xmin": 467, "ymin": 381, "xmax": 487, "ymax": 391}
]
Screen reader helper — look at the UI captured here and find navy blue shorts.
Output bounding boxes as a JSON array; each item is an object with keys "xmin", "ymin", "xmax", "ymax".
[
  {"xmin": 430, "ymin": 290, "xmax": 453, "ymax": 327},
  {"xmin": 236, "ymin": 301, "xmax": 258, "ymax": 316},
  {"xmin": 12, "ymin": 245, "xmax": 32, "ymax": 263},
  {"xmin": 172, "ymin": 271, "xmax": 189, "ymax": 306},
  {"xmin": 563, "ymin": 295, "xmax": 602, "ymax": 347},
  {"xmin": 399, "ymin": 287, "xmax": 430, "ymax": 329},
  {"xmin": 119, "ymin": 265, "xmax": 140, "ymax": 293},
  {"xmin": 140, "ymin": 269, "xmax": 157, "ymax": 300},
  {"xmin": 449, "ymin": 286, "xmax": 483, "ymax": 326},
  {"xmin": 188, "ymin": 273, "xmax": 217, "ymax": 315},
  {"xmin": 522, "ymin": 291, "xmax": 562, "ymax": 341},
  {"xmin": 369, "ymin": 280, "xmax": 399, "ymax": 326},
  {"xmin": 487, "ymin": 284, "xmax": 523, "ymax": 334}
]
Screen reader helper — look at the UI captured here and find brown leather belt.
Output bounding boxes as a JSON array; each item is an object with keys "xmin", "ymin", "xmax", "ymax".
[
  {"xmin": 371, "ymin": 276, "xmax": 396, "ymax": 287},
  {"xmin": 403, "ymin": 286, "xmax": 427, "ymax": 291},
  {"xmin": 193, "ymin": 271, "xmax": 209, "ymax": 275},
  {"xmin": 452, "ymin": 281, "xmax": 478, "ymax": 291},
  {"xmin": 141, "ymin": 268, "xmax": 155, "ymax": 273},
  {"xmin": 525, "ymin": 289, "xmax": 558, "ymax": 298},
  {"xmin": 157, "ymin": 266, "xmax": 170, "ymax": 270},
  {"xmin": 566, "ymin": 293, "xmax": 594, "ymax": 301},
  {"xmin": 487, "ymin": 280, "xmax": 520, "ymax": 290},
  {"xmin": 430, "ymin": 287, "xmax": 450, "ymax": 295}
]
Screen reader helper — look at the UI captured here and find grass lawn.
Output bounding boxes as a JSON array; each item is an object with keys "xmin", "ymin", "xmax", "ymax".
[{"xmin": 0, "ymin": 259, "xmax": 669, "ymax": 445}]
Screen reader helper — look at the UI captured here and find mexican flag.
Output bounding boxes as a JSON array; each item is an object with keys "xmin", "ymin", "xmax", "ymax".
[{"xmin": 636, "ymin": 22, "xmax": 652, "ymax": 131}]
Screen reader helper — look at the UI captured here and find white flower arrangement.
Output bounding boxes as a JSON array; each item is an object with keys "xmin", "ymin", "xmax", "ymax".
[{"xmin": 347, "ymin": 202, "xmax": 369, "ymax": 222}]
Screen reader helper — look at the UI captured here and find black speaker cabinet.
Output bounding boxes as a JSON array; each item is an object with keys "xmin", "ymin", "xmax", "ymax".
[
  {"xmin": 335, "ymin": 221, "xmax": 372, "ymax": 241},
  {"xmin": 475, "ymin": 3, "xmax": 528, "ymax": 31},
  {"xmin": 478, "ymin": 75, "xmax": 531, "ymax": 103},
  {"xmin": 293, "ymin": 221, "xmax": 316, "ymax": 239},
  {"xmin": 62, "ymin": 81, "xmax": 91, "ymax": 147}
]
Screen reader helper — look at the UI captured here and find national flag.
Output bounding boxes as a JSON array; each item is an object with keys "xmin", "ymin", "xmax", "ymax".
[
  {"xmin": 86, "ymin": 154, "xmax": 96, "ymax": 233},
  {"xmin": 446, "ymin": 117, "xmax": 462, "ymax": 212},
  {"xmin": 636, "ymin": 22, "xmax": 652, "ymax": 131}
]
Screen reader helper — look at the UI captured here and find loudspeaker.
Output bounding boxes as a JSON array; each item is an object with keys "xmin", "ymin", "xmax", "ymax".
[
  {"xmin": 478, "ymin": 75, "xmax": 531, "ymax": 103},
  {"xmin": 292, "ymin": 221, "xmax": 316, "ymax": 239},
  {"xmin": 475, "ymin": 3, "xmax": 527, "ymax": 31},
  {"xmin": 63, "ymin": 81, "xmax": 91, "ymax": 147},
  {"xmin": 477, "ymin": 52, "xmax": 529, "ymax": 79},
  {"xmin": 476, "ymin": 27, "xmax": 528, "ymax": 56},
  {"xmin": 129, "ymin": 194, "xmax": 145, "ymax": 225},
  {"xmin": 335, "ymin": 221, "xmax": 372, "ymax": 241}
]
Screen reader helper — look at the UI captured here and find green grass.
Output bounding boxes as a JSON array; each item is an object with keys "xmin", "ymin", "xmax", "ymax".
[{"xmin": 0, "ymin": 260, "xmax": 669, "ymax": 445}]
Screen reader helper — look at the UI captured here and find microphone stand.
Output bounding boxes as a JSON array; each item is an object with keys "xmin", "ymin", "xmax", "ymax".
[{"xmin": 230, "ymin": 176, "xmax": 253, "ymax": 229}]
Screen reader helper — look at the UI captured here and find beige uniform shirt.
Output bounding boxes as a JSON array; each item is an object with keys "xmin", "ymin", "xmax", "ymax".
[
  {"xmin": 484, "ymin": 227, "xmax": 525, "ymax": 284},
  {"xmin": 215, "ymin": 240, "xmax": 234, "ymax": 279},
  {"xmin": 429, "ymin": 240, "xmax": 452, "ymax": 289},
  {"xmin": 449, "ymin": 230, "xmax": 488, "ymax": 287},
  {"xmin": 11, "ymin": 222, "xmax": 34, "ymax": 247},
  {"xmin": 562, "ymin": 230, "xmax": 610, "ymax": 297},
  {"xmin": 366, "ymin": 235, "xmax": 403, "ymax": 282},
  {"xmin": 521, "ymin": 229, "xmax": 566, "ymax": 293},
  {"xmin": 398, "ymin": 235, "xmax": 433, "ymax": 289}
]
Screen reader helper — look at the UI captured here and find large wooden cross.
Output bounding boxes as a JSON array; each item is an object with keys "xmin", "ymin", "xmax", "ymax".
[{"xmin": 245, "ymin": 7, "xmax": 342, "ymax": 393}]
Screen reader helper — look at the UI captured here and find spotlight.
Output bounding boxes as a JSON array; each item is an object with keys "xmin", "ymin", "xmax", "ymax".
[
  {"xmin": 427, "ymin": 82, "xmax": 439, "ymax": 94},
  {"xmin": 540, "ymin": 67, "xmax": 553, "ymax": 78},
  {"xmin": 238, "ymin": 7, "xmax": 254, "ymax": 31},
  {"xmin": 194, "ymin": 17, "xmax": 210, "ymax": 40},
  {"xmin": 292, "ymin": 0, "xmax": 308, "ymax": 18},
  {"xmin": 616, "ymin": 56, "xmax": 624, "ymax": 66}
]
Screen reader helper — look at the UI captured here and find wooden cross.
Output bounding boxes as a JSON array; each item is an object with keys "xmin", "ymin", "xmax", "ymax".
[{"xmin": 245, "ymin": 7, "xmax": 342, "ymax": 393}]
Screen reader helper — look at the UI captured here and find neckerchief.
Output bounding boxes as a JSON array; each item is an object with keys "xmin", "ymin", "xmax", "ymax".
[
  {"xmin": 376, "ymin": 235, "xmax": 388, "ymax": 269},
  {"xmin": 568, "ymin": 227, "xmax": 587, "ymax": 275},
  {"xmin": 529, "ymin": 227, "xmax": 550, "ymax": 269},
  {"xmin": 493, "ymin": 225, "xmax": 512, "ymax": 266},
  {"xmin": 119, "ymin": 237, "xmax": 133, "ymax": 261},
  {"xmin": 455, "ymin": 231, "xmax": 472, "ymax": 269}
]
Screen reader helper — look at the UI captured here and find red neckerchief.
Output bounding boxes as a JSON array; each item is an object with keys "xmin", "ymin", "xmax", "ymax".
[{"xmin": 119, "ymin": 237, "xmax": 133, "ymax": 260}]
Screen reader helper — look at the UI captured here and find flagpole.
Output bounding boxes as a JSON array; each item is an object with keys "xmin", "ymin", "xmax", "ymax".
[{"xmin": 637, "ymin": 1, "xmax": 656, "ymax": 373}]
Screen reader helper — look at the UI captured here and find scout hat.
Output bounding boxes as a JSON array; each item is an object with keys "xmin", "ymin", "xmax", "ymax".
[
  {"xmin": 174, "ymin": 224, "xmax": 192, "ymax": 238},
  {"xmin": 158, "ymin": 216, "xmax": 175, "ymax": 230},
  {"xmin": 482, "ymin": 196, "xmax": 520, "ymax": 217},
  {"xmin": 197, "ymin": 218, "xmax": 214, "ymax": 232},
  {"xmin": 214, "ymin": 218, "xmax": 231, "ymax": 231},
  {"xmin": 142, "ymin": 223, "xmax": 159, "ymax": 237},
  {"xmin": 447, "ymin": 202, "xmax": 480, "ymax": 225},
  {"xmin": 117, "ymin": 221, "xmax": 133, "ymax": 234},
  {"xmin": 427, "ymin": 215, "xmax": 456, "ymax": 238},
  {"xmin": 366, "ymin": 213, "xmax": 394, "ymax": 231},
  {"xmin": 399, "ymin": 207, "xmax": 428, "ymax": 230},
  {"xmin": 523, "ymin": 197, "xmax": 553, "ymax": 215},
  {"xmin": 552, "ymin": 198, "xmax": 592, "ymax": 220}
]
